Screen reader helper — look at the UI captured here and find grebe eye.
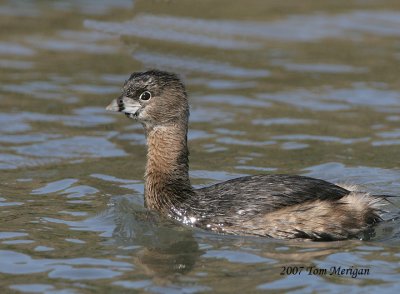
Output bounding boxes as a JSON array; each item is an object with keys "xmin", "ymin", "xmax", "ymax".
[{"xmin": 139, "ymin": 91, "xmax": 151, "ymax": 101}]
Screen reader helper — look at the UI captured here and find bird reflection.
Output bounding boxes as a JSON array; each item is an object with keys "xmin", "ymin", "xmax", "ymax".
[{"xmin": 110, "ymin": 197, "xmax": 202, "ymax": 276}]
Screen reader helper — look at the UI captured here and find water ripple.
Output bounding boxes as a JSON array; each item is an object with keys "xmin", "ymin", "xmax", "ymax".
[
  {"xmin": 9, "ymin": 284, "xmax": 55, "ymax": 293},
  {"xmin": 52, "ymin": 0, "xmax": 133, "ymax": 15},
  {"xmin": 0, "ymin": 232, "xmax": 28, "ymax": 239},
  {"xmin": 252, "ymin": 118, "xmax": 313, "ymax": 126},
  {"xmin": 273, "ymin": 61, "xmax": 368, "ymax": 73},
  {"xmin": 84, "ymin": 18, "xmax": 260, "ymax": 50},
  {"xmin": 28, "ymin": 39, "xmax": 118, "ymax": 54},
  {"xmin": 0, "ymin": 59, "xmax": 34, "ymax": 69},
  {"xmin": 133, "ymin": 51, "xmax": 270, "ymax": 78},
  {"xmin": 93, "ymin": 11, "xmax": 400, "ymax": 45},
  {"xmin": 259, "ymin": 86, "xmax": 400, "ymax": 111},
  {"xmin": 0, "ymin": 42, "xmax": 35, "ymax": 56},
  {"xmin": 13, "ymin": 136, "xmax": 127, "ymax": 158},
  {"xmin": 272, "ymin": 134, "xmax": 370, "ymax": 144},
  {"xmin": 0, "ymin": 250, "xmax": 133, "ymax": 279},
  {"xmin": 304, "ymin": 162, "xmax": 400, "ymax": 195},
  {"xmin": 200, "ymin": 94, "xmax": 271, "ymax": 107},
  {"xmin": 32, "ymin": 179, "xmax": 78, "ymax": 195},
  {"xmin": 204, "ymin": 250, "xmax": 274, "ymax": 264}
]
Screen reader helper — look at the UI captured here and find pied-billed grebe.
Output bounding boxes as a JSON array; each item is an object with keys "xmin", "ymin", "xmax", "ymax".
[{"xmin": 107, "ymin": 70, "xmax": 388, "ymax": 241}]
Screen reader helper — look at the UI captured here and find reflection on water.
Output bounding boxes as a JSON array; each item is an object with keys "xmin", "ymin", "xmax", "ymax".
[{"xmin": 1, "ymin": 0, "xmax": 400, "ymax": 292}]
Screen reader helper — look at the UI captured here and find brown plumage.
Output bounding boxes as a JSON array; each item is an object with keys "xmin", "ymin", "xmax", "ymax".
[{"xmin": 106, "ymin": 70, "xmax": 388, "ymax": 241}]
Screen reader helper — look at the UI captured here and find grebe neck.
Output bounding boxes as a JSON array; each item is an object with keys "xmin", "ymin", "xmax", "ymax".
[{"xmin": 144, "ymin": 122, "xmax": 194, "ymax": 212}]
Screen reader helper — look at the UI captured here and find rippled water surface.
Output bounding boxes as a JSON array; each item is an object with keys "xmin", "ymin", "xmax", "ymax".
[{"xmin": 1, "ymin": 0, "xmax": 400, "ymax": 292}]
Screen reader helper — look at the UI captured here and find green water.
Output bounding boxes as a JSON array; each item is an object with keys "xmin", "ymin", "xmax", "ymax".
[{"xmin": 1, "ymin": 0, "xmax": 400, "ymax": 292}]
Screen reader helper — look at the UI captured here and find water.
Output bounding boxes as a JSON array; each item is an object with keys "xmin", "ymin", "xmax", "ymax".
[{"xmin": 1, "ymin": 0, "xmax": 400, "ymax": 292}]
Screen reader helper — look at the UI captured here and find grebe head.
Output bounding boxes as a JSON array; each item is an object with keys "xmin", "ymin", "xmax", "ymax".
[{"xmin": 106, "ymin": 70, "xmax": 189, "ymax": 128}]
